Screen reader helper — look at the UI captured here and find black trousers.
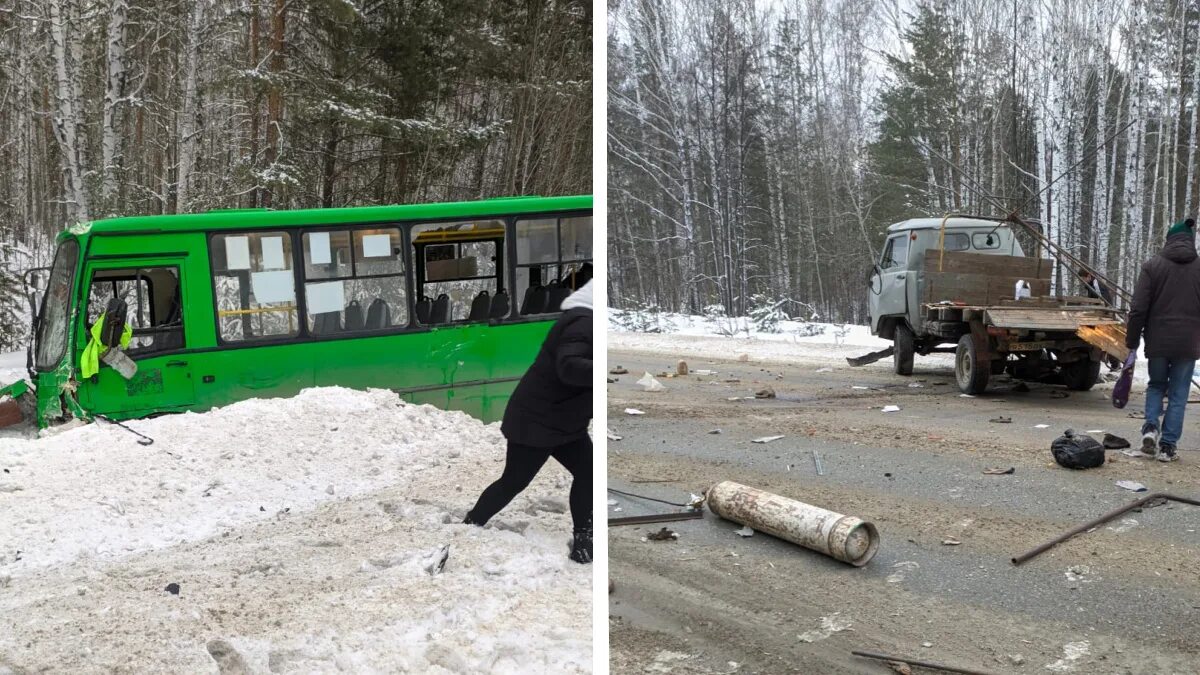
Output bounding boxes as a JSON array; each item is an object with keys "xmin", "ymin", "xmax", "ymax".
[{"xmin": 467, "ymin": 436, "xmax": 592, "ymax": 532}]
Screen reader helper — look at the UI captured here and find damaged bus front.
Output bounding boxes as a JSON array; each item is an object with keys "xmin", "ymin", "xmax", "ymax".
[{"xmin": 0, "ymin": 195, "xmax": 592, "ymax": 429}]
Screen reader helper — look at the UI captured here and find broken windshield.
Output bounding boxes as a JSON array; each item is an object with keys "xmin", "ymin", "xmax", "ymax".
[{"xmin": 35, "ymin": 240, "xmax": 79, "ymax": 370}]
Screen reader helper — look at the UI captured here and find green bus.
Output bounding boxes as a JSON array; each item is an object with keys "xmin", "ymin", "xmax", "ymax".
[{"xmin": 6, "ymin": 195, "xmax": 592, "ymax": 429}]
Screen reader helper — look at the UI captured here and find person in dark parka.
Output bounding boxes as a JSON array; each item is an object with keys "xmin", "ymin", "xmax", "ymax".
[
  {"xmin": 1125, "ymin": 218, "xmax": 1200, "ymax": 462},
  {"xmin": 465, "ymin": 280, "xmax": 593, "ymax": 562}
]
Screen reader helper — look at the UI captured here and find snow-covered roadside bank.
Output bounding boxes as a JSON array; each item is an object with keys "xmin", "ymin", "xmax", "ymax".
[{"xmin": 0, "ymin": 388, "xmax": 590, "ymax": 673}]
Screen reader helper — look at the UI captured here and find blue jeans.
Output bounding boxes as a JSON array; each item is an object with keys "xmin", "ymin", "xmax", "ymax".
[{"xmin": 1142, "ymin": 357, "xmax": 1197, "ymax": 447}]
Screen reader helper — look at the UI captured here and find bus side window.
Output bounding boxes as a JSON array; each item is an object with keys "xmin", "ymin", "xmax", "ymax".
[
  {"xmin": 515, "ymin": 215, "xmax": 593, "ymax": 315},
  {"xmin": 411, "ymin": 220, "xmax": 504, "ymax": 324},
  {"xmin": 86, "ymin": 267, "xmax": 185, "ymax": 354},
  {"xmin": 301, "ymin": 227, "xmax": 408, "ymax": 334},
  {"xmin": 210, "ymin": 232, "xmax": 299, "ymax": 342}
]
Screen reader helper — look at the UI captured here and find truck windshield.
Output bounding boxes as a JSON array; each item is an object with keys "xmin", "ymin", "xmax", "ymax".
[{"xmin": 34, "ymin": 240, "xmax": 79, "ymax": 370}]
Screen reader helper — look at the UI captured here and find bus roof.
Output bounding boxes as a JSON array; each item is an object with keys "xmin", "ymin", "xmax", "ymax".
[
  {"xmin": 63, "ymin": 194, "xmax": 591, "ymax": 239},
  {"xmin": 886, "ymin": 216, "xmax": 1008, "ymax": 233}
]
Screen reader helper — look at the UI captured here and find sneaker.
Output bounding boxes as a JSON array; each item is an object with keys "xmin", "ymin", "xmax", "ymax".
[
  {"xmin": 568, "ymin": 529, "xmax": 593, "ymax": 564},
  {"xmin": 1142, "ymin": 429, "xmax": 1159, "ymax": 454},
  {"xmin": 1156, "ymin": 444, "xmax": 1179, "ymax": 462}
]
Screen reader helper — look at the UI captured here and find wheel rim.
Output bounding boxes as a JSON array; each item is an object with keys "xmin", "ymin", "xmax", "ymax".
[{"xmin": 957, "ymin": 347, "xmax": 973, "ymax": 385}]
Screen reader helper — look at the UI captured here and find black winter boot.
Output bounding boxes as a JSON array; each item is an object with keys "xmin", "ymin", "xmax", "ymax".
[{"xmin": 569, "ymin": 529, "xmax": 592, "ymax": 564}]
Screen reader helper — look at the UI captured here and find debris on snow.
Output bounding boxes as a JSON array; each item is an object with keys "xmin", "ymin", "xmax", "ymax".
[
  {"xmin": 734, "ymin": 526, "xmax": 754, "ymax": 538},
  {"xmin": 881, "ymin": 405, "xmax": 901, "ymax": 413},
  {"xmin": 625, "ymin": 408, "xmax": 646, "ymax": 415},
  {"xmin": 797, "ymin": 613, "xmax": 853, "ymax": 643},
  {"xmin": 647, "ymin": 527, "xmax": 678, "ymax": 541},
  {"xmin": 1115, "ymin": 480, "xmax": 1147, "ymax": 492},
  {"xmin": 752, "ymin": 435, "xmax": 784, "ymax": 444},
  {"xmin": 1045, "ymin": 641, "xmax": 1090, "ymax": 671}
]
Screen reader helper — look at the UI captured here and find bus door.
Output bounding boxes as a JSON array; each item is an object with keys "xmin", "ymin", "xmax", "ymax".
[{"xmin": 75, "ymin": 258, "xmax": 195, "ymax": 416}]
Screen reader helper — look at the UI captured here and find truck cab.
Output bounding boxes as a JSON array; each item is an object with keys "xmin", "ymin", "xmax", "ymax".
[{"xmin": 869, "ymin": 217, "xmax": 1024, "ymax": 343}]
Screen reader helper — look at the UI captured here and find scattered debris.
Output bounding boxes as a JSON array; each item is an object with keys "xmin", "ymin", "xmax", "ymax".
[
  {"xmin": 676, "ymin": 360, "xmax": 689, "ymax": 376},
  {"xmin": 1064, "ymin": 565, "xmax": 1094, "ymax": 585},
  {"xmin": 1044, "ymin": 641, "xmax": 1090, "ymax": 672},
  {"xmin": 1102, "ymin": 433, "xmax": 1130, "ymax": 450},
  {"xmin": 989, "ymin": 416, "xmax": 1012, "ymax": 423},
  {"xmin": 1051, "ymin": 430, "xmax": 1105, "ymax": 470},
  {"xmin": 907, "ymin": 382, "xmax": 923, "ymax": 388},
  {"xmin": 1008, "ymin": 654, "xmax": 1025, "ymax": 666},
  {"xmin": 941, "ymin": 537, "xmax": 961, "ymax": 546},
  {"xmin": 1034, "ymin": 423, "xmax": 1050, "ymax": 429},
  {"xmin": 164, "ymin": 582, "xmax": 180, "ymax": 595},
  {"xmin": 881, "ymin": 405, "xmax": 901, "ymax": 413},
  {"xmin": 638, "ymin": 372, "xmax": 666, "ymax": 392},
  {"xmin": 424, "ymin": 544, "xmax": 450, "ymax": 576},
  {"xmin": 755, "ymin": 387, "xmax": 776, "ymax": 399},
  {"xmin": 694, "ymin": 369, "xmax": 716, "ymax": 375},
  {"xmin": 960, "ymin": 394, "xmax": 975, "ymax": 398},
  {"xmin": 886, "ymin": 561, "xmax": 919, "ymax": 583},
  {"xmin": 610, "ymin": 366, "xmax": 629, "ymax": 374},
  {"xmin": 852, "ymin": 385, "xmax": 871, "ymax": 390},
  {"xmin": 850, "ymin": 650, "xmax": 994, "ymax": 675},
  {"xmin": 1127, "ymin": 410, "xmax": 1144, "ymax": 419},
  {"xmin": 887, "ymin": 662, "xmax": 912, "ymax": 675},
  {"xmin": 1106, "ymin": 518, "xmax": 1138, "ymax": 533},
  {"xmin": 752, "ymin": 435, "xmax": 785, "ymax": 444},
  {"xmin": 982, "ymin": 467, "xmax": 1015, "ymax": 475},
  {"xmin": 606, "ymin": 378, "xmax": 617, "ymax": 384},
  {"xmin": 1050, "ymin": 390, "xmax": 1070, "ymax": 399},
  {"xmin": 816, "ymin": 367, "xmax": 832, "ymax": 373},
  {"xmin": 797, "ymin": 614, "xmax": 853, "ymax": 643},
  {"xmin": 734, "ymin": 526, "xmax": 754, "ymax": 537},
  {"xmin": 1118, "ymin": 448, "xmax": 1151, "ymax": 458},
  {"xmin": 607, "ymin": 499, "xmax": 619, "ymax": 506},
  {"xmin": 708, "ymin": 429, "xmax": 722, "ymax": 434},
  {"xmin": 607, "ymin": 429, "xmax": 623, "ymax": 441},
  {"xmin": 1115, "ymin": 480, "xmax": 1147, "ymax": 492},
  {"xmin": 647, "ymin": 527, "xmax": 678, "ymax": 541},
  {"xmin": 624, "ymin": 408, "xmax": 645, "ymax": 416},
  {"xmin": 812, "ymin": 449, "xmax": 824, "ymax": 476}
]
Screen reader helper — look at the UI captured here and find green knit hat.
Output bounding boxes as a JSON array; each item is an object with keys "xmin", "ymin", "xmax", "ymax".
[{"xmin": 1168, "ymin": 218, "xmax": 1196, "ymax": 236}]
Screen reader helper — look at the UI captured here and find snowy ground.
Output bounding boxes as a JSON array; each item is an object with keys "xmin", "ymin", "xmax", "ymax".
[
  {"xmin": 0, "ymin": 387, "xmax": 590, "ymax": 673},
  {"xmin": 608, "ymin": 310, "xmax": 1152, "ymax": 383}
]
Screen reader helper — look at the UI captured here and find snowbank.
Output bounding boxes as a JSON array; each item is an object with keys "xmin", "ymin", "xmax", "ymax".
[
  {"xmin": 608, "ymin": 309, "xmax": 913, "ymax": 368},
  {"xmin": 0, "ymin": 387, "xmax": 590, "ymax": 673}
]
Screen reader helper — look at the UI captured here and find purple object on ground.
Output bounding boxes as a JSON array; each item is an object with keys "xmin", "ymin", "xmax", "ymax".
[{"xmin": 1112, "ymin": 352, "xmax": 1137, "ymax": 409}]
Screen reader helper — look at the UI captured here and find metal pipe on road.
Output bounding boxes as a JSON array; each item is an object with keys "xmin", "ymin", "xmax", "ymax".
[
  {"xmin": 1012, "ymin": 492, "xmax": 1200, "ymax": 565},
  {"xmin": 705, "ymin": 481, "xmax": 879, "ymax": 566}
]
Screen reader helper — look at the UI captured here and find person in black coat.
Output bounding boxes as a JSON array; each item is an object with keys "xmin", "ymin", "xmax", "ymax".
[{"xmin": 465, "ymin": 279, "xmax": 594, "ymax": 562}]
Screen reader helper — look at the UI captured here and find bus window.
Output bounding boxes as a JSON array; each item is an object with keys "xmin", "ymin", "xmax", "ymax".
[
  {"xmin": 302, "ymin": 227, "xmax": 408, "ymax": 334},
  {"xmin": 35, "ymin": 239, "xmax": 79, "ymax": 369},
  {"xmin": 86, "ymin": 267, "xmax": 185, "ymax": 354},
  {"xmin": 411, "ymin": 220, "xmax": 505, "ymax": 324},
  {"xmin": 515, "ymin": 215, "xmax": 593, "ymax": 315},
  {"xmin": 210, "ymin": 232, "xmax": 299, "ymax": 342}
]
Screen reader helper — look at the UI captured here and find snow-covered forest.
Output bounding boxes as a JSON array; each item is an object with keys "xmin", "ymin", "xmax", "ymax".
[
  {"xmin": 0, "ymin": 0, "xmax": 591, "ymax": 350},
  {"xmin": 608, "ymin": 0, "xmax": 1200, "ymax": 324}
]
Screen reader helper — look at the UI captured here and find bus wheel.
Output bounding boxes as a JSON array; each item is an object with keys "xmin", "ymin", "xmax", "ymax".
[
  {"xmin": 894, "ymin": 324, "xmax": 915, "ymax": 376},
  {"xmin": 1063, "ymin": 357, "xmax": 1101, "ymax": 391},
  {"xmin": 955, "ymin": 334, "xmax": 990, "ymax": 394}
]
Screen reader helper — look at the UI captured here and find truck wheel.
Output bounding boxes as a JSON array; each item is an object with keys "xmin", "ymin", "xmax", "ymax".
[
  {"xmin": 955, "ymin": 334, "xmax": 990, "ymax": 394},
  {"xmin": 1063, "ymin": 358, "xmax": 1101, "ymax": 391},
  {"xmin": 894, "ymin": 324, "xmax": 915, "ymax": 376}
]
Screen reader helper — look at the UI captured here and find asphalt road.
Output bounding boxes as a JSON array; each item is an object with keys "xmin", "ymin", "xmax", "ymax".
[{"xmin": 607, "ymin": 343, "xmax": 1200, "ymax": 675}]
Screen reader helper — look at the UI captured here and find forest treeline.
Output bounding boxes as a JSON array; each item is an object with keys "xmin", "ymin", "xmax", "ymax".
[
  {"xmin": 608, "ymin": 0, "xmax": 1200, "ymax": 325},
  {"xmin": 0, "ymin": 0, "xmax": 591, "ymax": 350}
]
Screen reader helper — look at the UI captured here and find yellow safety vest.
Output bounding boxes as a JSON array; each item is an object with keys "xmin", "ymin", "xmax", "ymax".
[{"xmin": 80, "ymin": 313, "xmax": 133, "ymax": 379}]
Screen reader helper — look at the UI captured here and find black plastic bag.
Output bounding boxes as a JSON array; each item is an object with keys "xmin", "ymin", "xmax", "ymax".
[{"xmin": 1051, "ymin": 429, "xmax": 1105, "ymax": 469}]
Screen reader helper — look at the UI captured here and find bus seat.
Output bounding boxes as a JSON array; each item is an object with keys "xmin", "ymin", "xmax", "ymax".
[
  {"xmin": 366, "ymin": 298, "xmax": 391, "ymax": 329},
  {"xmin": 547, "ymin": 285, "xmax": 571, "ymax": 312},
  {"xmin": 415, "ymin": 297, "xmax": 432, "ymax": 324},
  {"xmin": 431, "ymin": 294, "xmax": 450, "ymax": 324},
  {"xmin": 468, "ymin": 291, "xmax": 491, "ymax": 321},
  {"xmin": 521, "ymin": 285, "xmax": 548, "ymax": 315},
  {"xmin": 490, "ymin": 290, "xmax": 510, "ymax": 319},
  {"xmin": 312, "ymin": 311, "xmax": 342, "ymax": 335},
  {"xmin": 344, "ymin": 300, "xmax": 365, "ymax": 331}
]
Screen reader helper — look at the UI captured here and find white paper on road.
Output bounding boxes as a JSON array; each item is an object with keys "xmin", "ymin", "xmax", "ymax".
[
  {"xmin": 250, "ymin": 271, "xmax": 295, "ymax": 304},
  {"xmin": 225, "ymin": 236, "xmax": 250, "ymax": 270},
  {"xmin": 261, "ymin": 236, "xmax": 286, "ymax": 270},
  {"xmin": 752, "ymin": 435, "xmax": 784, "ymax": 444},
  {"xmin": 305, "ymin": 281, "xmax": 345, "ymax": 314},
  {"xmin": 624, "ymin": 408, "xmax": 645, "ymax": 415},
  {"xmin": 362, "ymin": 234, "xmax": 392, "ymax": 258},
  {"xmin": 309, "ymin": 232, "xmax": 332, "ymax": 264}
]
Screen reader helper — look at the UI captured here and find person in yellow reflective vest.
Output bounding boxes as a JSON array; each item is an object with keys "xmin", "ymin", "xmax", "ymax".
[{"xmin": 80, "ymin": 312, "xmax": 133, "ymax": 379}]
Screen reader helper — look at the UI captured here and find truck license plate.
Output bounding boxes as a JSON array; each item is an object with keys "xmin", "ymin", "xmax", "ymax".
[{"xmin": 1006, "ymin": 340, "xmax": 1055, "ymax": 352}]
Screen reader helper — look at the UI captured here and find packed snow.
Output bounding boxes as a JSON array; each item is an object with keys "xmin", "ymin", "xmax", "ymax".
[{"xmin": 0, "ymin": 387, "xmax": 590, "ymax": 673}]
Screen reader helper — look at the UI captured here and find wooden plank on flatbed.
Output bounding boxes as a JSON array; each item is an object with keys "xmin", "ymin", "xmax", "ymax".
[
  {"xmin": 984, "ymin": 307, "xmax": 1121, "ymax": 331},
  {"xmin": 1077, "ymin": 324, "xmax": 1130, "ymax": 361},
  {"xmin": 924, "ymin": 251, "xmax": 1051, "ymax": 279}
]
